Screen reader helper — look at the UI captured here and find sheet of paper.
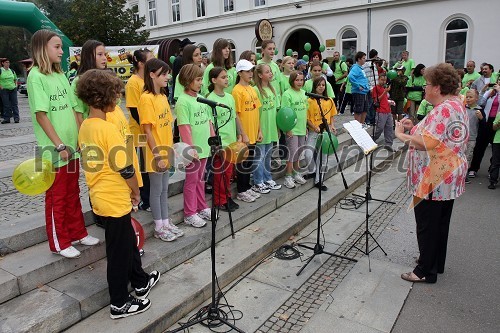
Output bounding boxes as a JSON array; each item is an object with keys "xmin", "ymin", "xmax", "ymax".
[{"xmin": 343, "ymin": 120, "xmax": 378, "ymax": 154}]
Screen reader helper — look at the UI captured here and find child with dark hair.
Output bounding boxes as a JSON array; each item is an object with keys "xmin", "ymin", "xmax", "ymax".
[
  {"xmin": 372, "ymin": 73, "xmax": 394, "ymax": 146},
  {"xmin": 77, "ymin": 69, "xmax": 160, "ymax": 319}
]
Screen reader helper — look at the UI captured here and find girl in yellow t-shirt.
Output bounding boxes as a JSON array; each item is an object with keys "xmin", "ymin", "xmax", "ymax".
[
  {"xmin": 232, "ymin": 59, "xmax": 263, "ymax": 203},
  {"xmin": 138, "ymin": 59, "xmax": 182, "ymax": 242},
  {"xmin": 126, "ymin": 48, "xmax": 154, "ymax": 211},
  {"xmin": 305, "ymin": 76, "xmax": 337, "ymax": 190}
]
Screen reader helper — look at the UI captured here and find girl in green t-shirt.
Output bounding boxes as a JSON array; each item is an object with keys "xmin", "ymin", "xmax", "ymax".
[
  {"xmin": 174, "ymin": 44, "xmax": 203, "ymax": 101},
  {"xmin": 176, "ymin": 64, "xmax": 214, "ymax": 228},
  {"xmin": 253, "ymin": 63, "xmax": 282, "ymax": 193},
  {"xmin": 281, "ymin": 71, "xmax": 308, "ymax": 189},
  {"xmin": 202, "ymin": 38, "xmax": 236, "ymax": 96}
]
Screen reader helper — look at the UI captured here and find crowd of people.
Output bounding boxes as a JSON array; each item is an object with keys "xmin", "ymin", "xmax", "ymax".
[{"xmin": 23, "ymin": 28, "xmax": 500, "ymax": 318}]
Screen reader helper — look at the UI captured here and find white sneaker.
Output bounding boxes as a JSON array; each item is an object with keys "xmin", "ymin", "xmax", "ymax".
[
  {"xmin": 246, "ymin": 189, "xmax": 261, "ymax": 199},
  {"xmin": 468, "ymin": 171, "xmax": 476, "ymax": 178},
  {"xmin": 166, "ymin": 224, "xmax": 184, "ymax": 237},
  {"xmin": 154, "ymin": 227, "xmax": 177, "ymax": 242},
  {"xmin": 236, "ymin": 191, "xmax": 256, "ymax": 203},
  {"xmin": 293, "ymin": 173, "xmax": 307, "ymax": 185},
  {"xmin": 198, "ymin": 208, "xmax": 218, "ymax": 221},
  {"xmin": 251, "ymin": 183, "xmax": 271, "ymax": 194},
  {"xmin": 184, "ymin": 214, "xmax": 207, "ymax": 228},
  {"xmin": 55, "ymin": 246, "xmax": 81, "ymax": 258},
  {"xmin": 265, "ymin": 180, "xmax": 282, "ymax": 190},
  {"xmin": 73, "ymin": 235, "xmax": 100, "ymax": 246},
  {"xmin": 284, "ymin": 176, "xmax": 296, "ymax": 189}
]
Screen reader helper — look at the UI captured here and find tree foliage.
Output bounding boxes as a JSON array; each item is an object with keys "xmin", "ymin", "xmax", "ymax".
[
  {"xmin": 0, "ymin": 27, "xmax": 31, "ymax": 74},
  {"xmin": 59, "ymin": 0, "xmax": 149, "ymax": 46}
]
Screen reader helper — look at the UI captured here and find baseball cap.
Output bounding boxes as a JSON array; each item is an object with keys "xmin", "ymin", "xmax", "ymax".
[
  {"xmin": 296, "ymin": 59, "xmax": 307, "ymax": 66},
  {"xmin": 236, "ymin": 59, "xmax": 255, "ymax": 72}
]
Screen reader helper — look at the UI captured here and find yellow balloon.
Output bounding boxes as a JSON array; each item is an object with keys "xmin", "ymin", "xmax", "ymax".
[
  {"xmin": 223, "ymin": 142, "xmax": 249, "ymax": 164},
  {"xmin": 12, "ymin": 158, "xmax": 55, "ymax": 196}
]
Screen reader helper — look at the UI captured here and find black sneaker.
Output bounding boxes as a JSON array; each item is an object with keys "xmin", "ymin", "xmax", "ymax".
[
  {"xmin": 227, "ymin": 197, "xmax": 239, "ymax": 210},
  {"xmin": 135, "ymin": 270, "xmax": 160, "ymax": 299},
  {"xmin": 465, "ymin": 177, "xmax": 471, "ymax": 184},
  {"xmin": 110, "ymin": 295, "xmax": 151, "ymax": 319},
  {"xmin": 314, "ymin": 183, "xmax": 328, "ymax": 191},
  {"xmin": 205, "ymin": 184, "xmax": 213, "ymax": 194},
  {"xmin": 488, "ymin": 183, "xmax": 496, "ymax": 190}
]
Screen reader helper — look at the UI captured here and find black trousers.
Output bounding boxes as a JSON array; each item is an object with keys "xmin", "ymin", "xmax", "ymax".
[
  {"xmin": 236, "ymin": 144, "xmax": 256, "ymax": 193},
  {"xmin": 413, "ymin": 197, "xmax": 455, "ymax": 283},
  {"xmin": 333, "ymin": 83, "xmax": 344, "ymax": 109},
  {"xmin": 103, "ymin": 212, "xmax": 149, "ymax": 306},
  {"xmin": 469, "ymin": 117, "xmax": 495, "ymax": 172},
  {"xmin": 489, "ymin": 143, "xmax": 500, "ymax": 184}
]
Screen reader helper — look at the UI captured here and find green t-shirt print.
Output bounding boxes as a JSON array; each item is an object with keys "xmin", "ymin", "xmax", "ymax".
[
  {"xmin": 207, "ymin": 91, "xmax": 237, "ymax": 147},
  {"xmin": 27, "ymin": 66, "xmax": 79, "ymax": 167},
  {"xmin": 175, "ymin": 92, "xmax": 212, "ymax": 159},
  {"xmin": 254, "ymin": 86, "xmax": 279, "ymax": 144},
  {"xmin": 281, "ymin": 88, "xmax": 308, "ymax": 136}
]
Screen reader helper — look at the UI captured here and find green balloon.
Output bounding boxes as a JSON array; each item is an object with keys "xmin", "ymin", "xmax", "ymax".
[
  {"xmin": 387, "ymin": 69, "xmax": 398, "ymax": 80},
  {"xmin": 286, "ymin": 49, "xmax": 293, "ymax": 56},
  {"xmin": 256, "ymin": 53, "xmax": 262, "ymax": 60},
  {"xmin": 304, "ymin": 42, "xmax": 312, "ymax": 52},
  {"xmin": 319, "ymin": 45, "xmax": 326, "ymax": 52},
  {"xmin": 318, "ymin": 133, "xmax": 339, "ymax": 155},
  {"xmin": 340, "ymin": 55, "xmax": 346, "ymax": 62},
  {"xmin": 276, "ymin": 107, "xmax": 297, "ymax": 132},
  {"xmin": 302, "ymin": 55, "xmax": 309, "ymax": 62},
  {"xmin": 275, "ymin": 49, "xmax": 279, "ymax": 55},
  {"xmin": 169, "ymin": 55, "xmax": 176, "ymax": 64}
]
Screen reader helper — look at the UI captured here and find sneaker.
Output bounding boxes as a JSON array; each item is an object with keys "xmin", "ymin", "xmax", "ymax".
[
  {"xmin": 110, "ymin": 296, "xmax": 151, "ymax": 319},
  {"xmin": 184, "ymin": 214, "xmax": 207, "ymax": 228},
  {"xmin": 465, "ymin": 177, "xmax": 471, "ymax": 184},
  {"xmin": 246, "ymin": 189, "xmax": 261, "ymax": 199},
  {"xmin": 252, "ymin": 183, "xmax": 271, "ymax": 194},
  {"xmin": 54, "ymin": 246, "xmax": 81, "ymax": 258},
  {"xmin": 135, "ymin": 270, "xmax": 161, "ymax": 299},
  {"xmin": 198, "ymin": 208, "xmax": 218, "ymax": 221},
  {"xmin": 265, "ymin": 180, "xmax": 282, "ymax": 190},
  {"xmin": 154, "ymin": 227, "xmax": 177, "ymax": 242},
  {"xmin": 167, "ymin": 224, "xmax": 184, "ymax": 237},
  {"xmin": 73, "ymin": 235, "xmax": 100, "ymax": 246},
  {"xmin": 488, "ymin": 183, "xmax": 496, "ymax": 190},
  {"xmin": 468, "ymin": 171, "xmax": 476, "ymax": 178},
  {"xmin": 293, "ymin": 173, "xmax": 307, "ymax": 185},
  {"xmin": 228, "ymin": 197, "xmax": 240, "ymax": 209},
  {"xmin": 138, "ymin": 202, "xmax": 151, "ymax": 212},
  {"xmin": 314, "ymin": 182, "xmax": 328, "ymax": 191},
  {"xmin": 284, "ymin": 176, "xmax": 296, "ymax": 189},
  {"xmin": 236, "ymin": 191, "xmax": 256, "ymax": 203}
]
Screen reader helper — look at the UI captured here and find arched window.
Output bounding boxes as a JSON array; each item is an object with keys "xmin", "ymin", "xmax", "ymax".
[
  {"xmin": 389, "ymin": 24, "xmax": 408, "ymax": 67},
  {"xmin": 341, "ymin": 29, "xmax": 357, "ymax": 61},
  {"xmin": 445, "ymin": 19, "xmax": 468, "ymax": 68},
  {"xmin": 255, "ymin": 40, "xmax": 262, "ymax": 56},
  {"xmin": 228, "ymin": 40, "xmax": 236, "ymax": 64},
  {"xmin": 198, "ymin": 44, "xmax": 208, "ymax": 53}
]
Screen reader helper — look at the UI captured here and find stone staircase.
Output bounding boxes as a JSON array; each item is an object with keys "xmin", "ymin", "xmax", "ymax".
[{"xmin": 0, "ymin": 131, "xmax": 404, "ymax": 333}]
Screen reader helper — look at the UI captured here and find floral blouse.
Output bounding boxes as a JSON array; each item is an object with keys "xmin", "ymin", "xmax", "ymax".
[{"xmin": 407, "ymin": 96, "xmax": 469, "ymax": 200}]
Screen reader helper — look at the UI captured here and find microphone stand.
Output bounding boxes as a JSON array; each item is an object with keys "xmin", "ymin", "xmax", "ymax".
[
  {"xmin": 369, "ymin": 60, "xmax": 379, "ymax": 139},
  {"xmin": 168, "ymin": 104, "xmax": 242, "ymax": 333},
  {"xmin": 296, "ymin": 97, "xmax": 356, "ymax": 276}
]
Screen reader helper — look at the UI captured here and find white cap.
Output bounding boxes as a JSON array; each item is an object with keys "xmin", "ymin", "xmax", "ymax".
[{"xmin": 236, "ymin": 59, "xmax": 255, "ymax": 72}]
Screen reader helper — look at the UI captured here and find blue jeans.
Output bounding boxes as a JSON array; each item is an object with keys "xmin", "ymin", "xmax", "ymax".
[
  {"xmin": 0, "ymin": 88, "xmax": 19, "ymax": 121},
  {"xmin": 253, "ymin": 143, "xmax": 273, "ymax": 185}
]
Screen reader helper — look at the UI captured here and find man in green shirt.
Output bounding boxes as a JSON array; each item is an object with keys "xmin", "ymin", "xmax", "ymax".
[
  {"xmin": 0, "ymin": 59, "xmax": 20, "ymax": 123},
  {"xmin": 392, "ymin": 50, "xmax": 415, "ymax": 78},
  {"xmin": 462, "ymin": 61, "xmax": 481, "ymax": 89},
  {"xmin": 330, "ymin": 51, "xmax": 348, "ymax": 108}
]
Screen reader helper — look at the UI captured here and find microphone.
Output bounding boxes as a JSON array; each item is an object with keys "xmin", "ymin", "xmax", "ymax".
[
  {"xmin": 305, "ymin": 92, "xmax": 330, "ymax": 100},
  {"xmin": 196, "ymin": 97, "xmax": 230, "ymax": 109}
]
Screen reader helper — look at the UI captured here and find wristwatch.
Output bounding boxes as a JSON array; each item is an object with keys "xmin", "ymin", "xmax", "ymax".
[{"xmin": 55, "ymin": 143, "xmax": 67, "ymax": 152}]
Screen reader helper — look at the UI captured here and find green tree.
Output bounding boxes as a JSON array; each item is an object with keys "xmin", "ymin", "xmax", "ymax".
[
  {"xmin": 0, "ymin": 26, "xmax": 31, "ymax": 74},
  {"xmin": 59, "ymin": 0, "xmax": 149, "ymax": 46}
]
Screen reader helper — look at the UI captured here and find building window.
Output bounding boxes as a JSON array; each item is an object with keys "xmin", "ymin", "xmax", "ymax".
[
  {"xmin": 228, "ymin": 40, "xmax": 236, "ymax": 64},
  {"xmin": 255, "ymin": 40, "xmax": 262, "ymax": 56},
  {"xmin": 196, "ymin": 0, "xmax": 206, "ymax": 18},
  {"xmin": 198, "ymin": 44, "xmax": 208, "ymax": 53},
  {"xmin": 148, "ymin": 0, "xmax": 157, "ymax": 26},
  {"xmin": 224, "ymin": 0, "xmax": 234, "ymax": 12},
  {"xmin": 172, "ymin": 0, "xmax": 181, "ymax": 22},
  {"xmin": 255, "ymin": 0, "xmax": 266, "ymax": 7},
  {"xmin": 445, "ymin": 19, "xmax": 468, "ymax": 69},
  {"xmin": 388, "ymin": 24, "xmax": 408, "ymax": 67},
  {"xmin": 132, "ymin": 4, "xmax": 140, "ymax": 24},
  {"xmin": 341, "ymin": 29, "xmax": 357, "ymax": 62}
]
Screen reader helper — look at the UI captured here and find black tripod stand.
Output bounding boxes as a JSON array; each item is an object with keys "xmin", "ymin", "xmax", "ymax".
[
  {"xmin": 296, "ymin": 97, "xmax": 357, "ymax": 276},
  {"xmin": 344, "ymin": 146, "xmax": 394, "ymax": 271},
  {"xmin": 167, "ymin": 104, "xmax": 242, "ymax": 333}
]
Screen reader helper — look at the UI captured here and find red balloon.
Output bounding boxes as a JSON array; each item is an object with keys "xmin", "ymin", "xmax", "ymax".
[{"xmin": 131, "ymin": 217, "xmax": 145, "ymax": 251}]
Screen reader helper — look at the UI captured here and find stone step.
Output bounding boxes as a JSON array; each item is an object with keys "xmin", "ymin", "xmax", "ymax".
[
  {"xmin": 0, "ymin": 131, "xmax": 354, "ymax": 255},
  {"xmin": 0, "ymin": 141, "xmax": 403, "ymax": 332}
]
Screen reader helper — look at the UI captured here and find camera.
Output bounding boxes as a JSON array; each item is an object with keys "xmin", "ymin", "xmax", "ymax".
[{"xmin": 488, "ymin": 83, "xmax": 496, "ymax": 87}]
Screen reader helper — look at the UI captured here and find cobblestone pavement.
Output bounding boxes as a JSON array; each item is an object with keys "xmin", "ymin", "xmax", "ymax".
[{"xmin": 255, "ymin": 181, "xmax": 408, "ymax": 333}]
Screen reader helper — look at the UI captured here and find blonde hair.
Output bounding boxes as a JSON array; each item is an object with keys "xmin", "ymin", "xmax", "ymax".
[
  {"xmin": 178, "ymin": 64, "xmax": 204, "ymax": 88},
  {"xmin": 31, "ymin": 29, "xmax": 63, "ymax": 74},
  {"xmin": 282, "ymin": 56, "xmax": 294, "ymax": 65},
  {"xmin": 254, "ymin": 63, "xmax": 276, "ymax": 99}
]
